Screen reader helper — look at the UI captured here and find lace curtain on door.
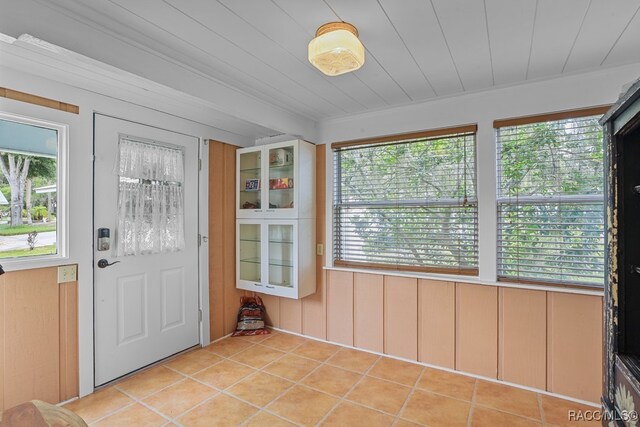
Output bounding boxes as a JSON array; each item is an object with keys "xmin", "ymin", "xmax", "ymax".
[{"xmin": 116, "ymin": 138, "xmax": 185, "ymax": 256}]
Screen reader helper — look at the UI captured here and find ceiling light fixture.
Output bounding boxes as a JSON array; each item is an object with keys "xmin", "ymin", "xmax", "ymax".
[{"xmin": 308, "ymin": 22, "xmax": 365, "ymax": 76}]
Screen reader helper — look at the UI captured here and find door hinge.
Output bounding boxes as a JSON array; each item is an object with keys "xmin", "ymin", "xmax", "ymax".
[
  {"xmin": 199, "ymin": 158, "xmax": 202, "ymax": 171},
  {"xmin": 198, "ymin": 234, "xmax": 201, "ymax": 246},
  {"xmin": 198, "ymin": 308, "xmax": 203, "ymax": 322}
]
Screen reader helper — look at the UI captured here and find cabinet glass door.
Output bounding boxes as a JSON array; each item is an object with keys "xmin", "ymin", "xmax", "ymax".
[
  {"xmin": 267, "ymin": 145, "xmax": 294, "ymax": 211},
  {"xmin": 239, "ymin": 223, "xmax": 261, "ymax": 283},
  {"xmin": 239, "ymin": 150, "xmax": 262, "ymax": 212},
  {"xmin": 268, "ymin": 224, "xmax": 294, "ymax": 288}
]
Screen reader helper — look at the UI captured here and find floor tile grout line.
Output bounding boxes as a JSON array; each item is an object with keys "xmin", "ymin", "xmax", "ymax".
[
  {"xmin": 159, "ymin": 377, "xmax": 244, "ymax": 424},
  {"xmin": 146, "ymin": 368, "xmax": 223, "ymax": 422},
  {"xmin": 393, "ymin": 365, "xmax": 427, "ymax": 426},
  {"xmin": 466, "ymin": 379, "xmax": 479, "ymax": 427},
  {"xmin": 238, "ymin": 405, "xmax": 303, "ymax": 427},
  {"xmin": 470, "ymin": 382, "xmax": 546, "ymax": 423},
  {"xmin": 312, "ymin": 352, "xmax": 383, "ymax": 426},
  {"xmin": 111, "ymin": 383, "xmax": 180, "ymax": 424},
  {"xmin": 409, "ymin": 372, "xmax": 479, "ymax": 405},
  {"xmin": 81, "ymin": 401, "xmax": 139, "ymax": 425},
  {"xmin": 472, "ymin": 401, "xmax": 547, "ymax": 423},
  {"xmin": 222, "ymin": 389, "xmax": 305, "ymax": 427},
  {"xmin": 537, "ymin": 392, "xmax": 546, "ymax": 425},
  {"xmin": 262, "ymin": 344, "xmax": 344, "ymax": 425},
  {"xmin": 129, "ymin": 398, "xmax": 177, "ymax": 425},
  {"xmin": 140, "ymin": 352, "xmax": 270, "ymax": 424},
  {"xmin": 115, "ymin": 373, "xmax": 190, "ymax": 401},
  {"xmin": 167, "ymin": 392, "xmax": 220, "ymax": 426}
]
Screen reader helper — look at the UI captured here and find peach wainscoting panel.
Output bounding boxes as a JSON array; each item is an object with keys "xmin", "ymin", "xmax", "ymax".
[
  {"xmin": 327, "ymin": 271, "xmax": 354, "ymax": 346},
  {"xmin": 59, "ymin": 280, "xmax": 80, "ymax": 401},
  {"xmin": 0, "ymin": 267, "xmax": 79, "ymax": 411},
  {"xmin": 499, "ymin": 287, "xmax": 547, "ymax": 390},
  {"xmin": 547, "ymin": 292, "xmax": 603, "ymax": 403},
  {"xmin": 384, "ymin": 276, "xmax": 418, "ymax": 360},
  {"xmin": 354, "ymin": 273, "xmax": 384, "ymax": 353},
  {"xmin": 455, "ymin": 283, "xmax": 498, "ymax": 378},
  {"xmin": 260, "ymin": 294, "xmax": 281, "ymax": 329},
  {"xmin": 279, "ymin": 299, "xmax": 303, "ymax": 334},
  {"xmin": 4, "ymin": 268, "xmax": 60, "ymax": 408},
  {"xmin": 418, "ymin": 279, "xmax": 455, "ymax": 369},
  {"xmin": 302, "ymin": 143, "xmax": 327, "ymax": 340}
]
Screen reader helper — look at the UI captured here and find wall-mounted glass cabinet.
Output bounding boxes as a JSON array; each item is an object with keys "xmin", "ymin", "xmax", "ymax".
[
  {"xmin": 236, "ymin": 140, "xmax": 316, "ymax": 299},
  {"xmin": 237, "ymin": 219, "xmax": 315, "ymax": 299},
  {"xmin": 236, "ymin": 140, "xmax": 315, "ymax": 219}
]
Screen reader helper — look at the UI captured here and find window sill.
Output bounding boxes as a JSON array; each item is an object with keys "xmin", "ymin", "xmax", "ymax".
[
  {"xmin": 0, "ymin": 254, "xmax": 72, "ymax": 273},
  {"xmin": 323, "ymin": 265, "xmax": 604, "ymax": 297}
]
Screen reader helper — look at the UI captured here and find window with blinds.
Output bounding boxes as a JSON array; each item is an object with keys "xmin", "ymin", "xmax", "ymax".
[
  {"xmin": 332, "ymin": 126, "xmax": 478, "ymax": 275},
  {"xmin": 496, "ymin": 111, "xmax": 606, "ymax": 287}
]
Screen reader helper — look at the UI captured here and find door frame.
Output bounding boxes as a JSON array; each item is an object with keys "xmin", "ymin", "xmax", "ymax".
[{"xmin": 91, "ymin": 113, "xmax": 210, "ymax": 388}]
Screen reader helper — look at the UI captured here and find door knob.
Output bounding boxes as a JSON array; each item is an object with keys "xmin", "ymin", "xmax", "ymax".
[{"xmin": 97, "ymin": 259, "xmax": 120, "ymax": 268}]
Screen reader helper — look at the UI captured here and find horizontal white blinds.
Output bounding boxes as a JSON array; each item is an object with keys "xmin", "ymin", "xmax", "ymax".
[
  {"xmin": 333, "ymin": 131, "xmax": 478, "ymax": 274},
  {"xmin": 496, "ymin": 115, "xmax": 605, "ymax": 286}
]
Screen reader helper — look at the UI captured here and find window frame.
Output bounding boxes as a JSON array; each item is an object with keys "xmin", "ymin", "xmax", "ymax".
[
  {"xmin": 0, "ymin": 111, "xmax": 68, "ymax": 269},
  {"xmin": 494, "ymin": 106, "xmax": 610, "ymax": 289},
  {"xmin": 331, "ymin": 124, "xmax": 479, "ymax": 276}
]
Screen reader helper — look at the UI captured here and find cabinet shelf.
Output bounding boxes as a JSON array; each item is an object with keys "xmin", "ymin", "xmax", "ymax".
[
  {"xmin": 239, "ymin": 255, "xmax": 293, "ymax": 267},
  {"xmin": 241, "ymin": 239, "xmax": 293, "ymax": 244},
  {"xmin": 270, "ymin": 282, "xmax": 293, "ymax": 288},
  {"xmin": 269, "ymin": 164, "xmax": 294, "ymax": 170},
  {"xmin": 268, "ymin": 259, "xmax": 293, "ymax": 268}
]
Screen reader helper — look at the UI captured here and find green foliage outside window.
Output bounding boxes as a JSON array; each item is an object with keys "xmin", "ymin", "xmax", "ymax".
[
  {"xmin": 334, "ymin": 133, "xmax": 477, "ymax": 272},
  {"xmin": 497, "ymin": 116, "xmax": 604, "ymax": 285}
]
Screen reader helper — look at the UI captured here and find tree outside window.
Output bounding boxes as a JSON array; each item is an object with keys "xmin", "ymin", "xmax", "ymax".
[{"xmin": 0, "ymin": 117, "xmax": 58, "ymax": 258}]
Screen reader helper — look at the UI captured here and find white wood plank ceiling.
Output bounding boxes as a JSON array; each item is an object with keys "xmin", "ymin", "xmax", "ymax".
[{"xmin": 2, "ymin": 0, "xmax": 640, "ymax": 125}]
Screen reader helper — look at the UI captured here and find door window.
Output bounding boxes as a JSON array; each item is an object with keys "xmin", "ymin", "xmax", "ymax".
[{"xmin": 116, "ymin": 137, "xmax": 185, "ymax": 256}]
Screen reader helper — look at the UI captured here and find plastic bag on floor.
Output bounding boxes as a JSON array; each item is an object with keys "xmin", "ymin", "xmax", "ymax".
[{"xmin": 231, "ymin": 295, "xmax": 271, "ymax": 337}]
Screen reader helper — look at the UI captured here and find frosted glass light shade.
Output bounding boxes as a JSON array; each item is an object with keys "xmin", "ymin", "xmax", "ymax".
[{"xmin": 308, "ymin": 22, "xmax": 365, "ymax": 76}]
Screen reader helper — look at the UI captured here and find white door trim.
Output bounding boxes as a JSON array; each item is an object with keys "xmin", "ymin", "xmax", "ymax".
[{"xmin": 198, "ymin": 139, "xmax": 210, "ymax": 345}]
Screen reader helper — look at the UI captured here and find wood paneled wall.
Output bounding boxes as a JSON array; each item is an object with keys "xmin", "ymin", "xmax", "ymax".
[
  {"xmin": 208, "ymin": 140, "xmax": 243, "ymax": 341},
  {"xmin": 0, "ymin": 266, "xmax": 78, "ymax": 411},
  {"xmin": 315, "ymin": 273, "xmax": 604, "ymax": 403},
  {"xmin": 212, "ymin": 141, "xmax": 602, "ymax": 403}
]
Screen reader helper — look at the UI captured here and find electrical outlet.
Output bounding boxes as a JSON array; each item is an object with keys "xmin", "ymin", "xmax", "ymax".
[
  {"xmin": 57, "ymin": 265, "xmax": 77, "ymax": 283},
  {"xmin": 316, "ymin": 243, "xmax": 324, "ymax": 256}
]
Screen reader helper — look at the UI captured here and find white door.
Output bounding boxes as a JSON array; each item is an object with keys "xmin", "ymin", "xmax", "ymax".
[{"xmin": 94, "ymin": 115, "xmax": 200, "ymax": 386}]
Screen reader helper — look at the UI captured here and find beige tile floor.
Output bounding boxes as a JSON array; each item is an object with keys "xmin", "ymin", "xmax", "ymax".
[{"xmin": 65, "ymin": 330, "xmax": 600, "ymax": 426}]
